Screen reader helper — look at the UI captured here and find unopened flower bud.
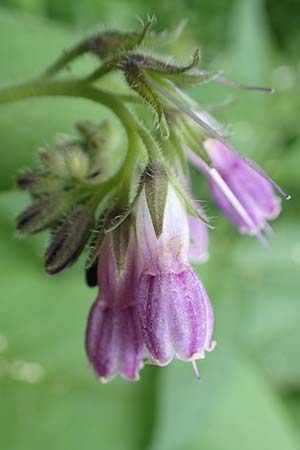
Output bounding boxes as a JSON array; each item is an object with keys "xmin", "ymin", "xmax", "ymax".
[
  {"xmin": 17, "ymin": 194, "xmax": 70, "ymax": 235},
  {"xmin": 64, "ymin": 145, "xmax": 90, "ymax": 179},
  {"xmin": 88, "ymin": 19, "xmax": 154, "ymax": 59},
  {"xmin": 45, "ymin": 206, "xmax": 94, "ymax": 275},
  {"xmin": 16, "ymin": 171, "xmax": 63, "ymax": 194},
  {"xmin": 38, "ymin": 147, "xmax": 67, "ymax": 177},
  {"xmin": 76, "ymin": 120, "xmax": 120, "ymax": 182}
]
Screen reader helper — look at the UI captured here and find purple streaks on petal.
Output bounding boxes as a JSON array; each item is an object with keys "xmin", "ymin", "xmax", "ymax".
[
  {"xmin": 118, "ymin": 305, "xmax": 144, "ymax": 381},
  {"xmin": 86, "ymin": 301, "xmax": 118, "ymax": 382},
  {"xmin": 138, "ymin": 273, "xmax": 173, "ymax": 365},
  {"xmin": 85, "ymin": 228, "xmax": 145, "ymax": 382},
  {"xmin": 137, "ymin": 268, "xmax": 214, "ymax": 366},
  {"xmin": 203, "ymin": 139, "xmax": 281, "ymax": 234}
]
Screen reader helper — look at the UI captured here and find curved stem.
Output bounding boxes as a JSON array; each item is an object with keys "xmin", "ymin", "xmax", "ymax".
[
  {"xmin": 0, "ymin": 77, "xmax": 162, "ymax": 159},
  {"xmin": 41, "ymin": 41, "xmax": 89, "ymax": 78},
  {"xmin": 0, "ymin": 79, "xmax": 132, "ymax": 126}
]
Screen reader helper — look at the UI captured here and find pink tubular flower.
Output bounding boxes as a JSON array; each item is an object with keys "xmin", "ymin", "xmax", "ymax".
[
  {"xmin": 85, "ymin": 229, "xmax": 145, "ymax": 382},
  {"xmin": 136, "ymin": 183, "xmax": 214, "ymax": 375},
  {"xmin": 178, "ymin": 167, "xmax": 209, "ymax": 264},
  {"xmin": 188, "ymin": 139, "xmax": 282, "ymax": 239},
  {"xmin": 188, "ymin": 210, "xmax": 209, "ymax": 264}
]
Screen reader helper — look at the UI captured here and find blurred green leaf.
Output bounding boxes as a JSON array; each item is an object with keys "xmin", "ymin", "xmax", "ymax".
[
  {"xmin": 0, "ymin": 5, "xmax": 300, "ymax": 450},
  {"xmin": 0, "ymin": 7, "xmax": 113, "ymax": 191},
  {"xmin": 0, "ymin": 190, "xmax": 157, "ymax": 450},
  {"xmin": 231, "ymin": 223, "xmax": 300, "ymax": 388}
]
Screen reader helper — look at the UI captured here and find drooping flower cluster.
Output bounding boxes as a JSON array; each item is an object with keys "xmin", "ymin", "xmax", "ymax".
[
  {"xmin": 85, "ymin": 166, "xmax": 214, "ymax": 382},
  {"xmin": 9, "ymin": 19, "xmax": 290, "ymax": 382}
]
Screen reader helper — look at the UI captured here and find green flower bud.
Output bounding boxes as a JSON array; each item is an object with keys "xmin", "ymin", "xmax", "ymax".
[
  {"xmin": 16, "ymin": 193, "xmax": 71, "ymax": 235},
  {"xmin": 45, "ymin": 206, "xmax": 95, "ymax": 275},
  {"xmin": 16, "ymin": 170, "xmax": 64, "ymax": 194},
  {"xmin": 88, "ymin": 18, "xmax": 154, "ymax": 59},
  {"xmin": 77, "ymin": 120, "xmax": 121, "ymax": 182},
  {"xmin": 64, "ymin": 145, "xmax": 90, "ymax": 179},
  {"xmin": 38, "ymin": 147, "xmax": 67, "ymax": 177}
]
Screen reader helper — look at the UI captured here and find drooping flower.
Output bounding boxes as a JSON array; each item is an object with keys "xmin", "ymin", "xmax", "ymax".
[
  {"xmin": 188, "ymin": 207, "xmax": 209, "ymax": 264},
  {"xmin": 176, "ymin": 164, "xmax": 209, "ymax": 264},
  {"xmin": 85, "ymin": 227, "xmax": 145, "ymax": 382},
  {"xmin": 136, "ymin": 181, "xmax": 214, "ymax": 375},
  {"xmin": 188, "ymin": 139, "xmax": 282, "ymax": 238}
]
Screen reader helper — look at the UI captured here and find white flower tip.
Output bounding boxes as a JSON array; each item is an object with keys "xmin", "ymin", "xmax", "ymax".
[{"xmin": 206, "ymin": 340, "xmax": 217, "ymax": 352}]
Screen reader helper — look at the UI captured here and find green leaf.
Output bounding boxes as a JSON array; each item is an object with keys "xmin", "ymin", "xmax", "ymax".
[
  {"xmin": 0, "ymin": 189, "xmax": 155, "ymax": 450},
  {"xmin": 230, "ymin": 222, "xmax": 300, "ymax": 389}
]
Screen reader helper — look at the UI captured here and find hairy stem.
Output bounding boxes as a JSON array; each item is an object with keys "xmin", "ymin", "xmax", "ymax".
[{"xmin": 41, "ymin": 41, "xmax": 90, "ymax": 78}]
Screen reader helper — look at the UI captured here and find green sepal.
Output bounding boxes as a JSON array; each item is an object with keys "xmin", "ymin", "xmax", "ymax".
[
  {"xmin": 103, "ymin": 178, "xmax": 144, "ymax": 235},
  {"xmin": 88, "ymin": 17, "xmax": 155, "ymax": 60},
  {"xmin": 121, "ymin": 60, "xmax": 169, "ymax": 140},
  {"xmin": 87, "ymin": 191, "xmax": 118, "ymax": 268},
  {"xmin": 143, "ymin": 163, "xmax": 168, "ymax": 238},
  {"xmin": 128, "ymin": 49, "xmax": 200, "ymax": 75},
  {"xmin": 112, "ymin": 217, "xmax": 131, "ymax": 277},
  {"xmin": 45, "ymin": 206, "xmax": 94, "ymax": 275},
  {"xmin": 173, "ymin": 114, "xmax": 213, "ymax": 168},
  {"xmin": 159, "ymin": 68, "xmax": 221, "ymax": 86},
  {"xmin": 87, "ymin": 218, "xmax": 106, "ymax": 269},
  {"xmin": 127, "ymin": 49, "xmax": 220, "ymax": 86}
]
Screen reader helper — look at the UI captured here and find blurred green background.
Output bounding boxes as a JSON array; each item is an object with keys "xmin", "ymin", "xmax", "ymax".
[{"xmin": 0, "ymin": 0, "xmax": 299, "ymax": 449}]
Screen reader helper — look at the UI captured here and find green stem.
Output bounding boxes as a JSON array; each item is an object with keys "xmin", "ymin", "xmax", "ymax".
[
  {"xmin": 0, "ymin": 77, "xmax": 167, "ymax": 203},
  {"xmin": 0, "ymin": 79, "xmax": 131, "ymax": 126},
  {"xmin": 0, "ymin": 77, "xmax": 162, "ymax": 159},
  {"xmin": 41, "ymin": 41, "xmax": 89, "ymax": 78},
  {"xmin": 118, "ymin": 130, "xmax": 139, "ymax": 202}
]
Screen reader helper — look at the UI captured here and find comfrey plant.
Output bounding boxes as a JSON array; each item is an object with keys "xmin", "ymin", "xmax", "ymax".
[{"xmin": 0, "ymin": 19, "xmax": 290, "ymax": 382}]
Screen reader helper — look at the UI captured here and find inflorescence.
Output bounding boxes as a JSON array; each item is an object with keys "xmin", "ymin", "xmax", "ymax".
[{"xmin": 0, "ymin": 18, "xmax": 290, "ymax": 382}]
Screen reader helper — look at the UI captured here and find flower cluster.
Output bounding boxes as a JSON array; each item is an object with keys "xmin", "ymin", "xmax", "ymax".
[
  {"xmin": 8, "ymin": 19, "xmax": 290, "ymax": 382},
  {"xmin": 86, "ymin": 174, "xmax": 214, "ymax": 382}
]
